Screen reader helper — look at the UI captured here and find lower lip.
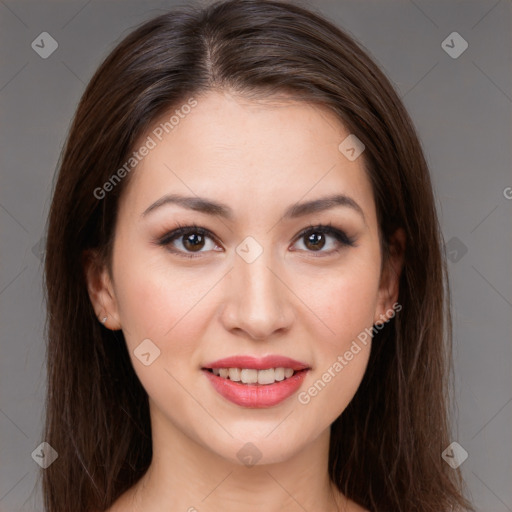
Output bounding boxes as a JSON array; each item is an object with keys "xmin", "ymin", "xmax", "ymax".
[{"xmin": 202, "ymin": 369, "xmax": 309, "ymax": 408}]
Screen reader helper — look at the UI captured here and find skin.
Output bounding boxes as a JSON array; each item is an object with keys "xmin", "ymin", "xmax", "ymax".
[{"xmin": 85, "ymin": 90, "xmax": 405, "ymax": 512}]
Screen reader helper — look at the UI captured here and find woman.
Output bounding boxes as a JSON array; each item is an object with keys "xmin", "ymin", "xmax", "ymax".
[{"xmin": 42, "ymin": 1, "xmax": 474, "ymax": 511}]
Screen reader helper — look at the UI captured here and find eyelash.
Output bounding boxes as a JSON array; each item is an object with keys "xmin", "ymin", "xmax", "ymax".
[{"xmin": 156, "ymin": 222, "xmax": 356, "ymax": 259}]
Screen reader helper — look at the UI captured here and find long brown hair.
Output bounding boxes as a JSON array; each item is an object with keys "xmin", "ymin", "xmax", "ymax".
[{"xmin": 43, "ymin": 1, "xmax": 474, "ymax": 510}]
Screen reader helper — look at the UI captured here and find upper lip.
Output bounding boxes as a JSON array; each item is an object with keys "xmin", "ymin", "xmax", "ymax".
[{"xmin": 202, "ymin": 355, "xmax": 310, "ymax": 371}]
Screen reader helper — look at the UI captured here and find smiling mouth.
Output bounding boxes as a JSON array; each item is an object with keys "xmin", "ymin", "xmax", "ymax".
[{"xmin": 204, "ymin": 367, "xmax": 307, "ymax": 385}]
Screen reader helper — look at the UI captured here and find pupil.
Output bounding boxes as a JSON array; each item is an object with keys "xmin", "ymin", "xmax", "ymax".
[
  {"xmin": 183, "ymin": 233, "xmax": 204, "ymax": 251},
  {"xmin": 306, "ymin": 232, "xmax": 324, "ymax": 251}
]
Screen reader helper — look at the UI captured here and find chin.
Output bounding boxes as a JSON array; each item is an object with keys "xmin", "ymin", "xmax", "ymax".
[{"xmin": 203, "ymin": 423, "xmax": 316, "ymax": 467}]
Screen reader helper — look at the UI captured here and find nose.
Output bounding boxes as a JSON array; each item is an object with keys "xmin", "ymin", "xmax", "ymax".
[{"xmin": 219, "ymin": 248, "xmax": 295, "ymax": 341}]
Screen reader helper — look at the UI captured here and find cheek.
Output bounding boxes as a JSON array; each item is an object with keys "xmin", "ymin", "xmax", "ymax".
[
  {"xmin": 295, "ymin": 253, "xmax": 380, "ymax": 418},
  {"xmin": 304, "ymin": 255, "xmax": 382, "ymax": 347},
  {"xmin": 111, "ymin": 237, "xmax": 207, "ymax": 353},
  {"xmin": 329, "ymin": 276, "xmax": 379, "ymax": 339},
  {"xmin": 297, "ymin": 278, "xmax": 375, "ymax": 427},
  {"xmin": 112, "ymin": 259, "xmax": 211, "ymax": 413}
]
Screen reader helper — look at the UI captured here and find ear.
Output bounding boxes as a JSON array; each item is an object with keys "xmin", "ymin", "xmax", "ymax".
[
  {"xmin": 373, "ymin": 228, "xmax": 406, "ymax": 325},
  {"xmin": 82, "ymin": 249, "xmax": 122, "ymax": 330}
]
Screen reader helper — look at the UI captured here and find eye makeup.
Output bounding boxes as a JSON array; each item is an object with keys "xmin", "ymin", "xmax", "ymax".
[{"xmin": 154, "ymin": 221, "xmax": 357, "ymax": 260}]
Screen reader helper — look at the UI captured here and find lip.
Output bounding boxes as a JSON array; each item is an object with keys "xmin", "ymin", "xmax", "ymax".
[
  {"xmin": 202, "ymin": 355, "xmax": 310, "ymax": 408},
  {"xmin": 202, "ymin": 355, "xmax": 309, "ymax": 371}
]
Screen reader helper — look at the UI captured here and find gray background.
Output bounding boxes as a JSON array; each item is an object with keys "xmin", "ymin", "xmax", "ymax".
[{"xmin": 0, "ymin": 0, "xmax": 511, "ymax": 510}]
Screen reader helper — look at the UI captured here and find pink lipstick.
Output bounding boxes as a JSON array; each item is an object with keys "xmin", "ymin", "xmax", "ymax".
[{"xmin": 202, "ymin": 355, "xmax": 310, "ymax": 408}]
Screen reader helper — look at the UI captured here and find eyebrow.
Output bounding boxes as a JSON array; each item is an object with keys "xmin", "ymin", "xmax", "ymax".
[{"xmin": 141, "ymin": 193, "xmax": 365, "ymax": 222}]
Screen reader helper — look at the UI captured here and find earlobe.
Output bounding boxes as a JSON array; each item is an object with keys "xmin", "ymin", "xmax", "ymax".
[
  {"xmin": 82, "ymin": 249, "xmax": 122, "ymax": 330},
  {"xmin": 374, "ymin": 228, "xmax": 406, "ymax": 324}
]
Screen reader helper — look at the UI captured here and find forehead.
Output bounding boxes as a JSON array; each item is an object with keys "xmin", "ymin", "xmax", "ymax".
[{"xmin": 119, "ymin": 91, "xmax": 376, "ymax": 225}]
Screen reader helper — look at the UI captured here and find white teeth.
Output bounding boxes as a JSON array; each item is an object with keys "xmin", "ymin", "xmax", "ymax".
[
  {"xmin": 274, "ymin": 367, "xmax": 285, "ymax": 381},
  {"xmin": 240, "ymin": 369, "xmax": 258, "ymax": 384},
  {"xmin": 210, "ymin": 367, "xmax": 298, "ymax": 385},
  {"xmin": 257, "ymin": 368, "xmax": 275, "ymax": 385},
  {"xmin": 228, "ymin": 368, "xmax": 241, "ymax": 382}
]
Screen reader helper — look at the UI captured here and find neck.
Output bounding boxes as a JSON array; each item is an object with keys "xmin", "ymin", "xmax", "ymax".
[{"xmin": 121, "ymin": 406, "xmax": 346, "ymax": 512}]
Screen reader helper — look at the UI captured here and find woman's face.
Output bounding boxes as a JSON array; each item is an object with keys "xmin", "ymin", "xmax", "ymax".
[{"xmin": 87, "ymin": 90, "xmax": 401, "ymax": 465}]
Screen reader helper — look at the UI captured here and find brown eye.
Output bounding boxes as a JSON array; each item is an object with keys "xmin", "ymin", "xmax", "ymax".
[
  {"xmin": 303, "ymin": 231, "xmax": 326, "ymax": 251},
  {"xmin": 292, "ymin": 224, "xmax": 356, "ymax": 256},
  {"xmin": 182, "ymin": 232, "xmax": 206, "ymax": 252},
  {"xmin": 158, "ymin": 224, "xmax": 219, "ymax": 259}
]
